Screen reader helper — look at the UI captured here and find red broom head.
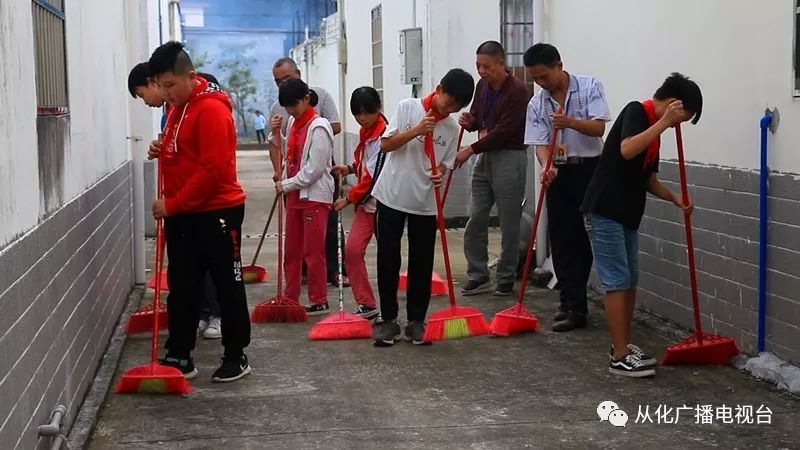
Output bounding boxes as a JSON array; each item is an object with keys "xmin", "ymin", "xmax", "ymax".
[
  {"xmin": 251, "ymin": 295, "xmax": 307, "ymax": 323},
  {"xmin": 125, "ymin": 304, "xmax": 168, "ymax": 334},
  {"xmin": 423, "ymin": 305, "xmax": 490, "ymax": 342},
  {"xmin": 490, "ymin": 304, "xmax": 539, "ymax": 336},
  {"xmin": 309, "ymin": 311, "xmax": 372, "ymax": 340},
  {"xmin": 242, "ymin": 265, "xmax": 268, "ymax": 284},
  {"xmin": 147, "ymin": 272, "xmax": 170, "ymax": 291},
  {"xmin": 660, "ymin": 332, "xmax": 739, "ymax": 366},
  {"xmin": 115, "ymin": 363, "xmax": 191, "ymax": 395}
]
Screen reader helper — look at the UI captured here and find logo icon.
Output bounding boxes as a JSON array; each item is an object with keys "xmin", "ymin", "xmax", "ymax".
[{"xmin": 598, "ymin": 401, "xmax": 628, "ymax": 427}]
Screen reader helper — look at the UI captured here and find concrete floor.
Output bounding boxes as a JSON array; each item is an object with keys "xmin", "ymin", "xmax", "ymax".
[{"xmin": 88, "ymin": 151, "xmax": 800, "ymax": 449}]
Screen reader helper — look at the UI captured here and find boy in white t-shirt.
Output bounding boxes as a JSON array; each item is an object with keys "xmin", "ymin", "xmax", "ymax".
[{"xmin": 371, "ymin": 68, "xmax": 475, "ymax": 346}]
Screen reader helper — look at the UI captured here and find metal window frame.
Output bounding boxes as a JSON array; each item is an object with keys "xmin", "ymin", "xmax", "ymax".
[
  {"xmin": 371, "ymin": 4, "xmax": 384, "ymax": 99},
  {"xmin": 32, "ymin": 0, "xmax": 65, "ymax": 19},
  {"xmin": 794, "ymin": 1, "xmax": 800, "ymax": 97},
  {"xmin": 32, "ymin": 0, "xmax": 70, "ymax": 113},
  {"xmin": 499, "ymin": 0, "xmax": 534, "ymax": 90}
]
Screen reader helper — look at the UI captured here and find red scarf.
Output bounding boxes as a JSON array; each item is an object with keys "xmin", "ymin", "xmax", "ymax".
[
  {"xmin": 286, "ymin": 106, "xmax": 317, "ymax": 164},
  {"xmin": 420, "ymin": 91, "xmax": 448, "ymax": 163},
  {"xmin": 354, "ymin": 115, "xmax": 387, "ymax": 177},
  {"xmin": 641, "ymin": 99, "xmax": 660, "ymax": 171}
]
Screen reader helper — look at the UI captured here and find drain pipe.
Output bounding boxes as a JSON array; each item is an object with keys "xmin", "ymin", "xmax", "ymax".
[
  {"xmin": 758, "ymin": 108, "xmax": 778, "ymax": 352},
  {"xmin": 38, "ymin": 405, "xmax": 69, "ymax": 449}
]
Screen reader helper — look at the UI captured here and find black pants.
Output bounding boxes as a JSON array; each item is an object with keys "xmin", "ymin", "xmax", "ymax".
[
  {"xmin": 164, "ymin": 204, "xmax": 251, "ymax": 357},
  {"xmin": 256, "ymin": 129, "xmax": 266, "ymax": 144},
  {"xmin": 376, "ymin": 202, "xmax": 437, "ymax": 322},
  {"xmin": 546, "ymin": 158, "xmax": 597, "ymax": 315},
  {"xmin": 199, "ymin": 272, "xmax": 219, "ymax": 320}
]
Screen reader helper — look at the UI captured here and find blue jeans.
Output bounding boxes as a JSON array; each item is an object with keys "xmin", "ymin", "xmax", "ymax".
[{"xmin": 584, "ymin": 214, "xmax": 639, "ymax": 291}]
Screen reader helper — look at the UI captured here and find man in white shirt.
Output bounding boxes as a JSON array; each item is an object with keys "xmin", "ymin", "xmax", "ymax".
[{"xmin": 254, "ymin": 110, "xmax": 267, "ymax": 144}]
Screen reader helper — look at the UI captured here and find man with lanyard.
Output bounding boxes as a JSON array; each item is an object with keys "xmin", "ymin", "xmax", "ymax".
[
  {"xmin": 523, "ymin": 43, "xmax": 611, "ymax": 332},
  {"xmin": 456, "ymin": 41, "xmax": 531, "ymax": 297},
  {"xmin": 268, "ymin": 57, "xmax": 349, "ymax": 286}
]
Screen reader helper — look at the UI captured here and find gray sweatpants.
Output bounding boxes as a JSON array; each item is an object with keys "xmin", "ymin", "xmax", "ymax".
[{"xmin": 464, "ymin": 149, "xmax": 527, "ymax": 286}]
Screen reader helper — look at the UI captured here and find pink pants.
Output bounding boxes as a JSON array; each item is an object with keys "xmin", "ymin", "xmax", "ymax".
[
  {"xmin": 284, "ymin": 204, "xmax": 329, "ymax": 304},
  {"xmin": 345, "ymin": 206, "xmax": 377, "ymax": 308}
]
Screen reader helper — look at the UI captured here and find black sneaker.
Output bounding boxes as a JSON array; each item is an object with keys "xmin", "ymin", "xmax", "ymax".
[
  {"xmin": 353, "ymin": 305, "xmax": 380, "ymax": 320},
  {"xmin": 212, "ymin": 354, "xmax": 252, "ymax": 383},
  {"xmin": 159, "ymin": 356, "xmax": 198, "ymax": 380},
  {"xmin": 373, "ymin": 319, "xmax": 401, "ymax": 347},
  {"xmin": 609, "ymin": 353, "xmax": 656, "ymax": 378},
  {"xmin": 553, "ymin": 305, "xmax": 569, "ymax": 322},
  {"xmin": 305, "ymin": 302, "xmax": 330, "ymax": 316},
  {"xmin": 610, "ymin": 344, "xmax": 657, "ymax": 368},
  {"xmin": 494, "ymin": 283, "xmax": 514, "ymax": 296},
  {"xmin": 552, "ymin": 313, "xmax": 587, "ymax": 332},
  {"xmin": 461, "ymin": 280, "xmax": 493, "ymax": 296},
  {"xmin": 403, "ymin": 321, "xmax": 431, "ymax": 346}
]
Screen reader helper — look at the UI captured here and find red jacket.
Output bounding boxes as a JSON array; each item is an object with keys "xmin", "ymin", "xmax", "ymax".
[{"xmin": 160, "ymin": 77, "xmax": 245, "ymax": 214}]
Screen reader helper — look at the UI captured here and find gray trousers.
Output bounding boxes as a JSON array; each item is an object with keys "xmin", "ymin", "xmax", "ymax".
[{"xmin": 464, "ymin": 149, "xmax": 527, "ymax": 286}]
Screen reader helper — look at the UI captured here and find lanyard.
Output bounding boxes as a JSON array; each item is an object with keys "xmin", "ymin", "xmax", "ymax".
[{"xmin": 481, "ymin": 75, "xmax": 509, "ymax": 129}]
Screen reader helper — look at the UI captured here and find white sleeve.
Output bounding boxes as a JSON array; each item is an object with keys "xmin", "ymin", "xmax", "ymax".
[
  {"xmin": 524, "ymin": 96, "xmax": 550, "ymax": 146},
  {"xmin": 281, "ymin": 127, "xmax": 334, "ymax": 192},
  {"xmin": 385, "ymin": 101, "xmax": 406, "ymax": 138}
]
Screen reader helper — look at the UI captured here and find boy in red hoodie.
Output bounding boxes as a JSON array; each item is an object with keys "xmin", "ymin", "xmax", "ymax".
[{"xmin": 147, "ymin": 41, "xmax": 251, "ymax": 383}]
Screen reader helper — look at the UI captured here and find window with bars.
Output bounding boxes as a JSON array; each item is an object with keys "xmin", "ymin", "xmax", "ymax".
[
  {"xmin": 371, "ymin": 5, "xmax": 384, "ymax": 103},
  {"xmin": 500, "ymin": 0, "xmax": 534, "ymax": 95},
  {"xmin": 32, "ymin": 0, "xmax": 69, "ymax": 114}
]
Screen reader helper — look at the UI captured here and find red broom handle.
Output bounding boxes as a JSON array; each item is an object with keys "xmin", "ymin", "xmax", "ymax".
[
  {"xmin": 276, "ymin": 135, "xmax": 285, "ymax": 297},
  {"xmin": 151, "ymin": 152, "xmax": 165, "ymax": 366},
  {"xmin": 426, "ymin": 147, "xmax": 457, "ymax": 307},
  {"xmin": 675, "ymin": 125, "xmax": 704, "ymax": 340},
  {"xmin": 441, "ymin": 127, "xmax": 465, "ymax": 205},
  {"xmin": 514, "ymin": 113, "xmax": 561, "ymax": 306}
]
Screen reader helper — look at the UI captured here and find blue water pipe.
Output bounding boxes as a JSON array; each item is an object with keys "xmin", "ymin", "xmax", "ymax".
[{"xmin": 757, "ymin": 110, "xmax": 774, "ymax": 353}]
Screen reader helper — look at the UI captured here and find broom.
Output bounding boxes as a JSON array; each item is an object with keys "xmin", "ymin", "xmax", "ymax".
[
  {"xmin": 241, "ymin": 195, "xmax": 277, "ymax": 283},
  {"xmin": 250, "ymin": 141, "xmax": 307, "ymax": 323},
  {"xmin": 489, "ymin": 114, "xmax": 561, "ymax": 336},
  {"xmin": 661, "ymin": 124, "xmax": 739, "ymax": 365},
  {"xmin": 127, "ymin": 157, "xmax": 168, "ymax": 334},
  {"xmin": 116, "ymin": 163, "xmax": 190, "ymax": 395},
  {"xmin": 309, "ymin": 182, "xmax": 372, "ymax": 340},
  {"xmin": 422, "ymin": 131, "xmax": 490, "ymax": 342}
]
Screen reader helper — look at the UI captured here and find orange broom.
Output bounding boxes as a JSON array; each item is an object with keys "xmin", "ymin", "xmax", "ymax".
[
  {"xmin": 422, "ymin": 127, "xmax": 490, "ymax": 342},
  {"xmin": 116, "ymin": 162, "xmax": 190, "ymax": 395},
  {"xmin": 250, "ymin": 144, "xmax": 307, "ymax": 323},
  {"xmin": 489, "ymin": 112, "xmax": 561, "ymax": 336},
  {"xmin": 241, "ymin": 195, "xmax": 277, "ymax": 283},
  {"xmin": 309, "ymin": 185, "xmax": 372, "ymax": 340},
  {"xmin": 127, "ymin": 157, "xmax": 168, "ymax": 334},
  {"xmin": 661, "ymin": 125, "xmax": 739, "ymax": 365}
]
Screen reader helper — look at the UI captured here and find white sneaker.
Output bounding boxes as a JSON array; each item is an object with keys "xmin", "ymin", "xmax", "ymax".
[
  {"xmin": 203, "ymin": 316, "xmax": 222, "ymax": 339},
  {"xmin": 197, "ymin": 319, "xmax": 210, "ymax": 335}
]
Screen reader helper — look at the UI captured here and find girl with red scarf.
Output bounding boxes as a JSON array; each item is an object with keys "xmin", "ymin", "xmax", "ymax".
[
  {"xmin": 331, "ymin": 87, "xmax": 387, "ymax": 320},
  {"xmin": 272, "ymin": 78, "xmax": 335, "ymax": 315}
]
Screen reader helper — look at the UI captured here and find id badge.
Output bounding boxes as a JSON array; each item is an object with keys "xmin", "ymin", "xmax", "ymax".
[
  {"xmin": 554, "ymin": 144, "xmax": 568, "ymax": 164},
  {"xmin": 479, "ymin": 129, "xmax": 488, "ymax": 140}
]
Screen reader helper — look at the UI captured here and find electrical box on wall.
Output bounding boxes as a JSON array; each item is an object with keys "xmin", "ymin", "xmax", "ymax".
[{"xmin": 399, "ymin": 28, "xmax": 422, "ymax": 85}]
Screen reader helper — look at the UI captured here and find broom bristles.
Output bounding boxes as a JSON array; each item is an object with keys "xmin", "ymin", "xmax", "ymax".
[
  {"xmin": 661, "ymin": 332, "xmax": 739, "ymax": 365},
  {"xmin": 251, "ymin": 295, "xmax": 307, "ymax": 323},
  {"xmin": 114, "ymin": 363, "xmax": 191, "ymax": 395},
  {"xmin": 125, "ymin": 305, "xmax": 168, "ymax": 334},
  {"xmin": 422, "ymin": 305, "xmax": 490, "ymax": 342},
  {"xmin": 309, "ymin": 311, "xmax": 372, "ymax": 340},
  {"xmin": 490, "ymin": 304, "xmax": 539, "ymax": 336},
  {"xmin": 242, "ymin": 265, "xmax": 268, "ymax": 284}
]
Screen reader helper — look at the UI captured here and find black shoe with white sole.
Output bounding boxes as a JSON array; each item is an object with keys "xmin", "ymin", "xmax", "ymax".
[
  {"xmin": 212, "ymin": 354, "xmax": 252, "ymax": 383},
  {"xmin": 610, "ymin": 344, "xmax": 658, "ymax": 368},
  {"xmin": 305, "ymin": 302, "xmax": 330, "ymax": 316},
  {"xmin": 609, "ymin": 353, "xmax": 656, "ymax": 378},
  {"xmin": 373, "ymin": 319, "xmax": 401, "ymax": 347},
  {"xmin": 461, "ymin": 280, "xmax": 493, "ymax": 296},
  {"xmin": 493, "ymin": 283, "xmax": 514, "ymax": 296},
  {"xmin": 353, "ymin": 304, "xmax": 380, "ymax": 320},
  {"xmin": 159, "ymin": 356, "xmax": 198, "ymax": 380},
  {"xmin": 403, "ymin": 321, "xmax": 431, "ymax": 346}
]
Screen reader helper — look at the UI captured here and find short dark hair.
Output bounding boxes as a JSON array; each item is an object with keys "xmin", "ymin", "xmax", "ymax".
[
  {"xmin": 273, "ymin": 57, "xmax": 299, "ymax": 72},
  {"xmin": 439, "ymin": 68, "xmax": 475, "ymax": 108},
  {"xmin": 476, "ymin": 40, "xmax": 505, "ymax": 60},
  {"xmin": 197, "ymin": 72, "xmax": 219, "ymax": 86},
  {"xmin": 127, "ymin": 62, "xmax": 150, "ymax": 98},
  {"xmin": 523, "ymin": 43, "xmax": 561, "ymax": 68},
  {"xmin": 254, "ymin": 110, "xmax": 262, "ymax": 115},
  {"xmin": 350, "ymin": 86, "xmax": 382, "ymax": 115},
  {"xmin": 278, "ymin": 77, "xmax": 318, "ymax": 107},
  {"xmin": 654, "ymin": 72, "xmax": 703, "ymax": 124},
  {"xmin": 148, "ymin": 41, "xmax": 194, "ymax": 77}
]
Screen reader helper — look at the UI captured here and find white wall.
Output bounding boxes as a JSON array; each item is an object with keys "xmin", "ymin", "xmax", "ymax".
[
  {"xmin": 0, "ymin": 1, "xmax": 40, "ymax": 247},
  {"xmin": 545, "ymin": 0, "xmax": 800, "ymax": 173}
]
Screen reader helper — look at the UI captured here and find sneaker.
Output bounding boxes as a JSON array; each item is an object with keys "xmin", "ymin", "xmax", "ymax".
[
  {"xmin": 211, "ymin": 354, "xmax": 252, "ymax": 383},
  {"xmin": 305, "ymin": 302, "xmax": 330, "ymax": 316},
  {"xmin": 494, "ymin": 283, "xmax": 514, "ymax": 296},
  {"xmin": 202, "ymin": 316, "xmax": 222, "ymax": 339},
  {"xmin": 403, "ymin": 321, "xmax": 431, "ymax": 346},
  {"xmin": 461, "ymin": 280, "xmax": 493, "ymax": 296},
  {"xmin": 197, "ymin": 319, "xmax": 210, "ymax": 335},
  {"xmin": 553, "ymin": 305, "xmax": 569, "ymax": 322},
  {"xmin": 353, "ymin": 305, "xmax": 380, "ymax": 320},
  {"xmin": 159, "ymin": 356, "xmax": 198, "ymax": 380},
  {"xmin": 373, "ymin": 319, "xmax": 401, "ymax": 347},
  {"xmin": 552, "ymin": 313, "xmax": 587, "ymax": 332},
  {"xmin": 610, "ymin": 344, "xmax": 657, "ymax": 368},
  {"xmin": 608, "ymin": 353, "xmax": 656, "ymax": 378}
]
